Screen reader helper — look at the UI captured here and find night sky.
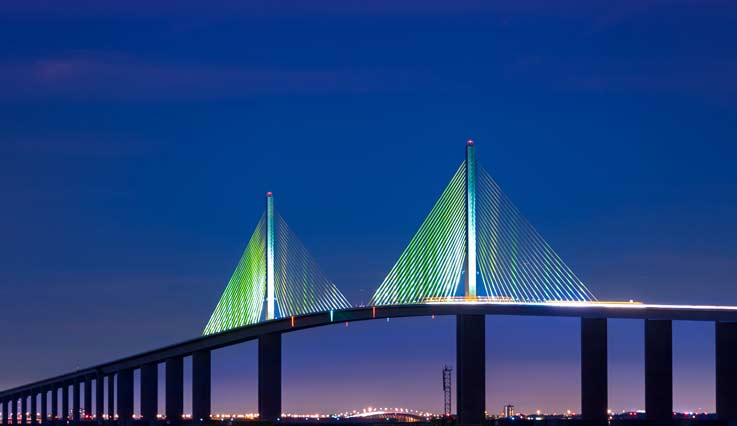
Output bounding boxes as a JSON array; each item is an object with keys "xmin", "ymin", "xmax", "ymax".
[{"xmin": 2, "ymin": 0, "xmax": 737, "ymax": 417}]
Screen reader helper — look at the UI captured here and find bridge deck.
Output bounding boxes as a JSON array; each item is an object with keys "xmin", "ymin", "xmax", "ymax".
[{"xmin": 2, "ymin": 302, "xmax": 737, "ymax": 398}]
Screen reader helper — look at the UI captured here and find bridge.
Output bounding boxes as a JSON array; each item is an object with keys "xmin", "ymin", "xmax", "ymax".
[
  {"xmin": 2, "ymin": 141, "xmax": 737, "ymax": 426},
  {"xmin": 344, "ymin": 408, "xmax": 431, "ymax": 422}
]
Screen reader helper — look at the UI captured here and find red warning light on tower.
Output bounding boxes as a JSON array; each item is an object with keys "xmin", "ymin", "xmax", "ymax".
[
  {"xmin": 266, "ymin": 191, "xmax": 273, "ymax": 197},
  {"xmin": 466, "ymin": 139, "xmax": 474, "ymax": 146}
]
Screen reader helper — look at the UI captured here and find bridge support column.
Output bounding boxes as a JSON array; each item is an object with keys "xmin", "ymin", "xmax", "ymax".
[
  {"xmin": 41, "ymin": 390, "xmax": 47, "ymax": 425},
  {"xmin": 11, "ymin": 398, "xmax": 17, "ymax": 425},
  {"xmin": 95, "ymin": 376, "xmax": 103, "ymax": 424},
  {"xmin": 140, "ymin": 363, "xmax": 158, "ymax": 423},
  {"xmin": 84, "ymin": 378, "xmax": 92, "ymax": 420},
  {"xmin": 2, "ymin": 399, "xmax": 7, "ymax": 426},
  {"xmin": 192, "ymin": 350, "xmax": 211, "ymax": 423},
  {"xmin": 645, "ymin": 320, "xmax": 672, "ymax": 422},
  {"xmin": 21, "ymin": 395, "xmax": 27, "ymax": 426},
  {"xmin": 116, "ymin": 370, "xmax": 134, "ymax": 426},
  {"xmin": 716, "ymin": 322, "xmax": 737, "ymax": 420},
  {"xmin": 106, "ymin": 376, "xmax": 114, "ymax": 422},
  {"xmin": 166, "ymin": 357, "xmax": 184, "ymax": 424},
  {"xmin": 581, "ymin": 318, "xmax": 607, "ymax": 423},
  {"xmin": 456, "ymin": 315, "xmax": 485, "ymax": 426},
  {"xmin": 31, "ymin": 392, "xmax": 37, "ymax": 426},
  {"xmin": 258, "ymin": 333, "xmax": 282, "ymax": 421},
  {"xmin": 62, "ymin": 384, "xmax": 69, "ymax": 422},
  {"xmin": 72, "ymin": 380, "xmax": 80, "ymax": 423},
  {"xmin": 51, "ymin": 387, "xmax": 58, "ymax": 422}
]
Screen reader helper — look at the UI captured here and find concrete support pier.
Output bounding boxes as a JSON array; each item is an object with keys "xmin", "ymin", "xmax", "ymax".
[
  {"xmin": 166, "ymin": 357, "xmax": 184, "ymax": 424},
  {"xmin": 21, "ymin": 395, "xmax": 27, "ymax": 426},
  {"xmin": 2, "ymin": 399, "xmax": 8, "ymax": 426},
  {"xmin": 51, "ymin": 388, "xmax": 58, "ymax": 422},
  {"xmin": 192, "ymin": 351, "xmax": 211, "ymax": 423},
  {"xmin": 11, "ymin": 398, "xmax": 17, "ymax": 426},
  {"xmin": 107, "ymin": 376, "xmax": 114, "ymax": 421},
  {"xmin": 117, "ymin": 369, "xmax": 134, "ymax": 426},
  {"xmin": 716, "ymin": 321, "xmax": 737, "ymax": 420},
  {"xmin": 40, "ymin": 391, "xmax": 47, "ymax": 425},
  {"xmin": 30, "ymin": 393, "xmax": 37, "ymax": 426},
  {"xmin": 258, "ymin": 333, "xmax": 282, "ymax": 421},
  {"xmin": 95, "ymin": 376, "xmax": 104, "ymax": 424},
  {"xmin": 645, "ymin": 319, "xmax": 672, "ymax": 421},
  {"xmin": 581, "ymin": 318, "xmax": 607, "ymax": 423},
  {"xmin": 84, "ymin": 378, "xmax": 92, "ymax": 420},
  {"xmin": 62, "ymin": 384, "xmax": 69, "ymax": 422},
  {"xmin": 456, "ymin": 315, "xmax": 485, "ymax": 426},
  {"xmin": 72, "ymin": 381, "xmax": 80, "ymax": 423},
  {"xmin": 140, "ymin": 363, "xmax": 158, "ymax": 423}
]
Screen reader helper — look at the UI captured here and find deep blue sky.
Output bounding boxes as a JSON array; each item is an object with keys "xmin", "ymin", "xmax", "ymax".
[{"xmin": 2, "ymin": 0, "xmax": 737, "ymax": 416}]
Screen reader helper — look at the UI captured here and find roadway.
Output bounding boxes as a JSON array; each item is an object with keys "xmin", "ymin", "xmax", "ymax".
[{"xmin": 3, "ymin": 301, "xmax": 737, "ymax": 399}]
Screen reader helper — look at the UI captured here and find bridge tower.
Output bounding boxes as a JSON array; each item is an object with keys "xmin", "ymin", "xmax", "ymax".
[
  {"xmin": 262, "ymin": 191, "xmax": 281, "ymax": 421},
  {"xmin": 266, "ymin": 192, "xmax": 275, "ymax": 320},
  {"xmin": 204, "ymin": 191, "xmax": 351, "ymax": 423},
  {"xmin": 457, "ymin": 140, "xmax": 485, "ymax": 426},
  {"xmin": 204, "ymin": 192, "xmax": 349, "ymax": 334},
  {"xmin": 464, "ymin": 139, "xmax": 477, "ymax": 298},
  {"xmin": 371, "ymin": 140, "xmax": 597, "ymax": 423}
]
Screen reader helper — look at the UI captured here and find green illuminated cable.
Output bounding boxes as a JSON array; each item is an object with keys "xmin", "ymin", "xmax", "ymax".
[
  {"xmin": 476, "ymin": 168, "xmax": 596, "ymax": 302},
  {"xmin": 206, "ymin": 142, "xmax": 598, "ymax": 330},
  {"xmin": 204, "ymin": 215, "xmax": 267, "ymax": 335},
  {"xmin": 204, "ymin": 200, "xmax": 351, "ymax": 335},
  {"xmin": 370, "ymin": 162, "xmax": 467, "ymax": 305},
  {"xmin": 274, "ymin": 211, "xmax": 350, "ymax": 317},
  {"xmin": 370, "ymin": 145, "xmax": 597, "ymax": 305}
]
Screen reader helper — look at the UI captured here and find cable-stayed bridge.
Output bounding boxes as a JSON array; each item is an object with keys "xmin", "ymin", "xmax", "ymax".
[
  {"xmin": 371, "ymin": 141, "xmax": 595, "ymax": 306},
  {"xmin": 3, "ymin": 141, "xmax": 737, "ymax": 426},
  {"xmin": 204, "ymin": 192, "xmax": 350, "ymax": 334}
]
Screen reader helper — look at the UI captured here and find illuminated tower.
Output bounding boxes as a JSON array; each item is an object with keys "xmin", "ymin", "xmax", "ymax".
[
  {"xmin": 266, "ymin": 191, "xmax": 275, "ymax": 320},
  {"xmin": 464, "ymin": 140, "xmax": 477, "ymax": 298},
  {"xmin": 204, "ymin": 191, "xmax": 350, "ymax": 335}
]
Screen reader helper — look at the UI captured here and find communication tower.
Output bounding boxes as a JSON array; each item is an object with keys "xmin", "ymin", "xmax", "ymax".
[{"xmin": 443, "ymin": 366, "xmax": 452, "ymax": 417}]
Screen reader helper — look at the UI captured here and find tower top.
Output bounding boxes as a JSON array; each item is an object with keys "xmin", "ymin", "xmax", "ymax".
[
  {"xmin": 266, "ymin": 191, "xmax": 273, "ymax": 197},
  {"xmin": 466, "ymin": 139, "xmax": 475, "ymax": 146}
]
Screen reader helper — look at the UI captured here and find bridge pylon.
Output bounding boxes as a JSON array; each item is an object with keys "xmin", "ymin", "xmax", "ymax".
[
  {"xmin": 464, "ymin": 140, "xmax": 477, "ymax": 298},
  {"xmin": 370, "ymin": 140, "xmax": 597, "ymax": 305},
  {"xmin": 202, "ymin": 192, "xmax": 352, "ymax": 422},
  {"xmin": 369, "ymin": 140, "xmax": 600, "ymax": 425},
  {"xmin": 203, "ymin": 192, "xmax": 351, "ymax": 335},
  {"xmin": 266, "ymin": 192, "xmax": 275, "ymax": 321}
]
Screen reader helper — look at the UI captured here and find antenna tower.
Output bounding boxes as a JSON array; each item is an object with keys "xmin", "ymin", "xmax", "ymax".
[{"xmin": 443, "ymin": 365, "xmax": 452, "ymax": 417}]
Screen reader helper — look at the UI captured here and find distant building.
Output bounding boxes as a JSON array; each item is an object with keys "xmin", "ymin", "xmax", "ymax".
[{"xmin": 504, "ymin": 405, "xmax": 515, "ymax": 418}]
